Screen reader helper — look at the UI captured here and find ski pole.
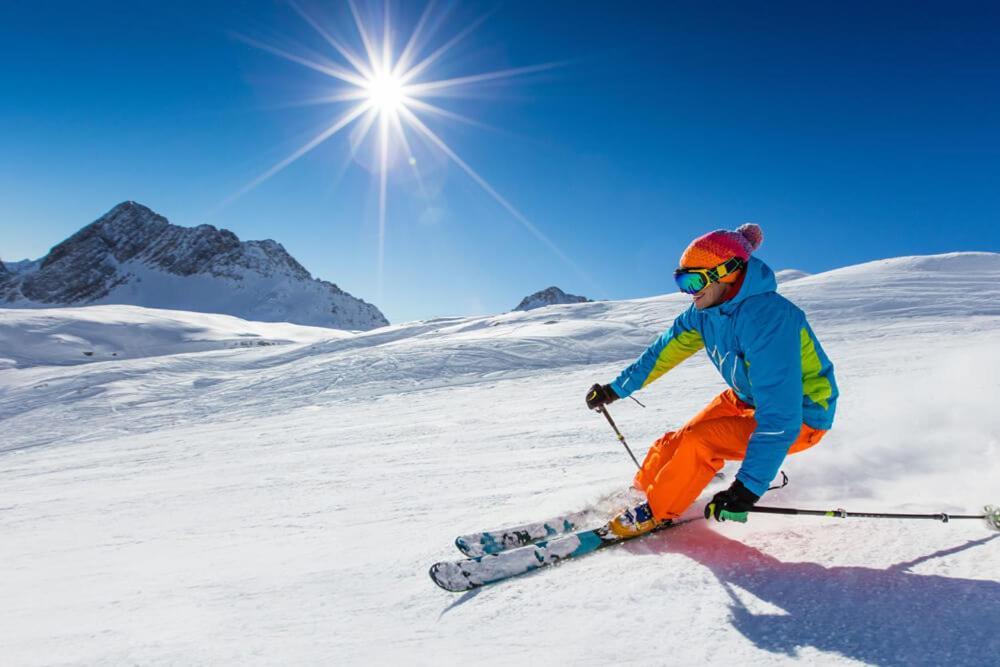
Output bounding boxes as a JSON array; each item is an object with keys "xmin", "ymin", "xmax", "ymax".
[
  {"xmin": 749, "ymin": 504, "xmax": 1000, "ymax": 531},
  {"xmin": 596, "ymin": 405, "xmax": 642, "ymax": 470}
]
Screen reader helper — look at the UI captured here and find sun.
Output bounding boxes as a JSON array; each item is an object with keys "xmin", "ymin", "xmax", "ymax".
[
  {"xmin": 365, "ymin": 70, "xmax": 408, "ymax": 116},
  {"xmin": 230, "ymin": 1, "xmax": 588, "ymax": 300}
]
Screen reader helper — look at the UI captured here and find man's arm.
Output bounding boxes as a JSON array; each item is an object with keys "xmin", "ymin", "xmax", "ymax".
[
  {"xmin": 610, "ymin": 308, "xmax": 704, "ymax": 399},
  {"xmin": 736, "ymin": 297, "xmax": 803, "ymax": 497}
]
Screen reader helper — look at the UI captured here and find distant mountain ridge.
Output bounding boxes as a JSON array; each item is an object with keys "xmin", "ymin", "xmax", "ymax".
[
  {"xmin": 514, "ymin": 286, "xmax": 591, "ymax": 311},
  {"xmin": 0, "ymin": 202, "xmax": 389, "ymax": 330},
  {"xmin": 775, "ymin": 269, "xmax": 811, "ymax": 284}
]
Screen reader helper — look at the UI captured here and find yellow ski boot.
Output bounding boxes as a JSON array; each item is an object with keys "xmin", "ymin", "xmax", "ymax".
[{"xmin": 609, "ymin": 502, "xmax": 667, "ymax": 538}]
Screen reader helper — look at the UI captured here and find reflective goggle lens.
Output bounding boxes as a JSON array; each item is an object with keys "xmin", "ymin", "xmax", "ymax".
[{"xmin": 674, "ymin": 270, "xmax": 707, "ymax": 294}]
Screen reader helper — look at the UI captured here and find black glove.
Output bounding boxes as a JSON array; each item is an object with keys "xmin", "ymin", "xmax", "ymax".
[
  {"xmin": 704, "ymin": 480, "xmax": 760, "ymax": 523},
  {"xmin": 585, "ymin": 383, "xmax": 619, "ymax": 410}
]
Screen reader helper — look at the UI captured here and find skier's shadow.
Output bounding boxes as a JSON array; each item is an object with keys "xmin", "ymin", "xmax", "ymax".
[{"xmin": 633, "ymin": 522, "xmax": 1000, "ymax": 666}]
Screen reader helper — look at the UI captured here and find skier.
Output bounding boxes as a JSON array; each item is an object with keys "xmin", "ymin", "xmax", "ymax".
[{"xmin": 586, "ymin": 224, "xmax": 838, "ymax": 536}]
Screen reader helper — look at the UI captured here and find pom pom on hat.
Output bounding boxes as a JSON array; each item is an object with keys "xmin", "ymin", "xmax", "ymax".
[
  {"xmin": 735, "ymin": 223, "xmax": 763, "ymax": 253},
  {"xmin": 679, "ymin": 223, "xmax": 763, "ymax": 272}
]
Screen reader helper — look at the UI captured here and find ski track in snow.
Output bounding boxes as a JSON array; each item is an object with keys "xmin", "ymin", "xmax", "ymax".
[{"xmin": 1, "ymin": 253, "xmax": 999, "ymax": 665}]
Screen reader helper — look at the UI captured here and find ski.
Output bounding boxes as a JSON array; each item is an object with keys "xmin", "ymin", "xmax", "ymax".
[
  {"xmin": 431, "ymin": 518, "xmax": 689, "ymax": 592},
  {"xmin": 454, "ymin": 474, "xmax": 725, "ymax": 557},
  {"xmin": 454, "ymin": 510, "xmax": 593, "ymax": 557}
]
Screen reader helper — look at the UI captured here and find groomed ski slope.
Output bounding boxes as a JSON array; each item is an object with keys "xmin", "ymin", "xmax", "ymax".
[{"xmin": 1, "ymin": 252, "xmax": 998, "ymax": 665}]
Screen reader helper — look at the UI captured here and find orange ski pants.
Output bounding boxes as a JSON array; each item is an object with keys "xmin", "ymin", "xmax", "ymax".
[{"xmin": 634, "ymin": 389, "xmax": 827, "ymax": 520}]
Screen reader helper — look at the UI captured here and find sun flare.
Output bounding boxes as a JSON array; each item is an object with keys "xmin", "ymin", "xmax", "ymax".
[
  {"xmin": 365, "ymin": 70, "xmax": 408, "ymax": 115},
  {"xmin": 231, "ymin": 0, "xmax": 585, "ymax": 299}
]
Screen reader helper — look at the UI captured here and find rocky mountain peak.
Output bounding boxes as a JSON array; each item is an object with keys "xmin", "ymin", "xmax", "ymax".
[
  {"xmin": 514, "ymin": 286, "xmax": 592, "ymax": 312},
  {"xmin": 1, "ymin": 202, "xmax": 389, "ymax": 330}
]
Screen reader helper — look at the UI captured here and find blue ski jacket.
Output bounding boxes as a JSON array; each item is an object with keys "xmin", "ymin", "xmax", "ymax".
[{"xmin": 609, "ymin": 256, "xmax": 838, "ymax": 497}]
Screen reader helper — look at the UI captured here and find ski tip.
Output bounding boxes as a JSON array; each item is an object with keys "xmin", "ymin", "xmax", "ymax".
[
  {"xmin": 429, "ymin": 562, "xmax": 477, "ymax": 593},
  {"xmin": 429, "ymin": 563, "xmax": 448, "ymax": 590},
  {"xmin": 985, "ymin": 505, "xmax": 1000, "ymax": 532},
  {"xmin": 454, "ymin": 536, "xmax": 479, "ymax": 558}
]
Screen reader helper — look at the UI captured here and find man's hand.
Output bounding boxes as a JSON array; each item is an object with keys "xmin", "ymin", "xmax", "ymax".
[
  {"xmin": 705, "ymin": 480, "xmax": 760, "ymax": 523},
  {"xmin": 585, "ymin": 383, "xmax": 619, "ymax": 410}
]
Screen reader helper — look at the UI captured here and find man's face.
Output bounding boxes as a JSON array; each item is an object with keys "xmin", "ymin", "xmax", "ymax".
[{"xmin": 691, "ymin": 279, "xmax": 730, "ymax": 310}]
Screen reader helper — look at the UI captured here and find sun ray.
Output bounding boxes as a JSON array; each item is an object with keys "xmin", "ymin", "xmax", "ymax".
[
  {"xmin": 398, "ymin": 105, "xmax": 590, "ymax": 283},
  {"xmin": 404, "ymin": 98, "xmax": 499, "ymax": 133},
  {"xmin": 348, "ymin": 0, "xmax": 381, "ymax": 74},
  {"xmin": 224, "ymin": 102, "xmax": 371, "ymax": 206},
  {"xmin": 397, "ymin": 12, "xmax": 492, "ymax": 85},
  {"xmin": 258, "ymin": 90, "xmax": 370, "ymax": 111},
  {"xmin": 381, "ymin": 1, "xmax": 392, "ymax": 72},
  {"xmin": 376, "ymin": 111, "xmax": 391, "ymax": 300},
  {"xmin": 388, "ymin": 111, "xmax": 427, "ymax": 197},
  {"xmin": 388, "ymin": 111, "xmax": 414, "ymax": 164},
  {"xmin": 405, "ymin": 62, "xmax": 566, "ymax": 97},
  {"xmin": 351, "ymin": 106, "xmax": 381, "ymax": 157},
  {"xmin": 323, "ymin": 107, "xmax": 381, "ymax": 196},
  {"xmin": 391, "ymin": 0, "xmax": 441, "ymax": 79},
  {"xmin": 286, "ymin": 0, "xmax": 373, "ymax": 79},
  {"xmin": 233, "ymin": 33, "xmax": 369, "ymax": 88}
]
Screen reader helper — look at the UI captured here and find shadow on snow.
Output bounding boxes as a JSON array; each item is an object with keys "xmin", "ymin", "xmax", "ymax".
[{"xmin": 632, "ymin": 523, "xmax": 999, "ymax": 666}]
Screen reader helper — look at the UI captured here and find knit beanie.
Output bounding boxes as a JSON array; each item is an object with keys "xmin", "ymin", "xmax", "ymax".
[{"xmin": 679, "ymin": 223, "xmax": 763, "ymax": 282}]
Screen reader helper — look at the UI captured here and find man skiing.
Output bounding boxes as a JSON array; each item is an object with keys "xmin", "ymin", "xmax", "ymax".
[{"xmin": 586, "ymin": 224, "xmax": 838, "ymax": 536}]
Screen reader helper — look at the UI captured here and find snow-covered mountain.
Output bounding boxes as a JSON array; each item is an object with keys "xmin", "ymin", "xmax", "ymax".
[
  {"xmin": 0, "ymin": 201, "xmax": 389, "ymax": 330},
  {"xmin": 775, "ymin": 268, "xmax": 811, "ymax": 283},
  {"xmin": 1, "ymin": 252, "xmax": 998, "ymax": 665},
  {"xmin": 514, "ymin": 286, "xmax": 591, "ymax": 311}
]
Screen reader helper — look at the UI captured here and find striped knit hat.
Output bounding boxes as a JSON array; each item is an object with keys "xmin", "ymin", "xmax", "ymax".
[{"xmin": 679, "ymin": 224, "xmax": 763, "ymax": 281}]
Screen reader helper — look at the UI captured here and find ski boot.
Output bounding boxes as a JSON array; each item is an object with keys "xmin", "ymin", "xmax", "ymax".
[{"xmin": 608, "ymin": 502, "xmax": 669, "ymax": 538}]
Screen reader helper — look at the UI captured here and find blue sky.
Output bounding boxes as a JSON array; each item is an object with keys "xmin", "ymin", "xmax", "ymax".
[{"xmin": 2, "ymin": 1, "xmax": 998, "ymax": 323}]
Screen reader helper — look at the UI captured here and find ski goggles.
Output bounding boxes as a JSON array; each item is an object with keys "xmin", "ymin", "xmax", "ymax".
[{"xmin": 673, "ymin": 257, "xmax": 745, "ymax": 294}]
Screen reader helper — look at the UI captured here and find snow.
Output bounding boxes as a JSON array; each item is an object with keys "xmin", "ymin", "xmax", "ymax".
[
  {"xmin": 1, "ymin": 252, "xmax": 998, "ymax": 665},
  {"xmin": 89, "ymin": 260, "xmax": 388, "ymax": 330},
  {"xmin": 0, "ymin": 305, "xmax": 338, "ymax": 369},
  {"xmin": 775, "ymin": 268, "xmax": 811, "ymax": 283}
]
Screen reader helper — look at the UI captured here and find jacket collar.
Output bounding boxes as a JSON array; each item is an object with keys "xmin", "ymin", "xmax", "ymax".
[{"xmin": 703, "ymin": 256, "xmax": 777, "ymax": 316}]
